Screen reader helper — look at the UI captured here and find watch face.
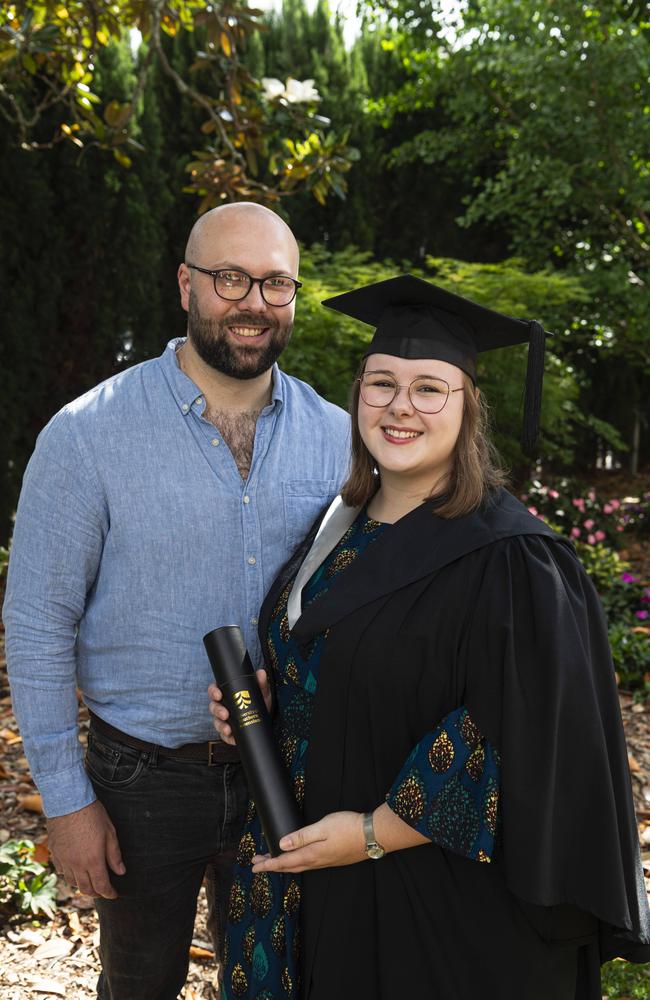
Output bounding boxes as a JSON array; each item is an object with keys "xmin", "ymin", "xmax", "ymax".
[{"xmin": 367, "ymin": 844, "xmax": 385, "ymax": 860}]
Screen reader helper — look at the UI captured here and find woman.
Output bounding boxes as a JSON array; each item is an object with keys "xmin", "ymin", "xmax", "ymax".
[{"xmin": 210, "ymin": 275, "xmax": 650, "ymax": 1000}]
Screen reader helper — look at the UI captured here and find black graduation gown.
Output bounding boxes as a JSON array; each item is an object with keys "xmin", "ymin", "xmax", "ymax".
[{"xmin": 258, "ymin": 488, "xmax": 650, "ymax": 1000}]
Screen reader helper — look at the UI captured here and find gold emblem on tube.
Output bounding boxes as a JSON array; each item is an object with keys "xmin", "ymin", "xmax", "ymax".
[
  {"xmin": 234, "ymin": 690, "xmax": 252, "ymax": 710},
  {"xmin": 233, "ymin": 688, "xmax": 261, "ymax": 727}
]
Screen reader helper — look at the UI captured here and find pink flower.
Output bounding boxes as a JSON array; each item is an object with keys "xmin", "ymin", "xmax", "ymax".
[
  {"xmin": 572, "ymin": 498, "xmax": 585, "ymax": 511},
  {"xmin": 621, "ymin": 572, "xmax": 639, "ymax": 583},
  {"xmin": 594, "ymin": 530, "xmax": 605, "ymax": 542},
  {"xmin": 587, "ymin": 490, "xmax": 596, "ymax": 501},
  {"xmin": 549, "ymin": 489, "xmax": 559, "ymax": 499},
  {"xmin": 587, "ymin": 534, "xmax": 596, "ymax": 545},
  {"xmin": 610, "ymin": 499, "xmax": 621, "ymax": 509},
  {"xmin": 616, "ymin": 525, "xmax": 625, "ymax": 532},
  {"xmin": 527, "ymin": 506, "xmax": 538, "ymax": 516},
  {"xmin": 635, "ymin": 610, "xmax": 649, "ymax": 621},
  {"xmin": 584, "ymin": 519, "xmax": 595, "ymax": 530},
  {"xmin": 603, "ymin": 503, "xmax": 613, "ymax": 514},
  {"xmin": 570, "ymin": 527, "xmax": 581, "ymax": 539}
]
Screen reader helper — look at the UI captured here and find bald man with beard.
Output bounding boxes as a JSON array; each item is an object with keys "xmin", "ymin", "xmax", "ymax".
[{"xmin": 3, "ymin": 204, "xmax": 350, "ymax": 999}]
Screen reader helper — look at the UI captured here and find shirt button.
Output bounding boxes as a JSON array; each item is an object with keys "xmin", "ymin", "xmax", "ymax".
[
  {"xmin": 195, "ymin": 396, "xmax": 203, "ymax": 406},
  {"xmin": 181, "ymin": 403, "xmax": 189, "ymax": 413},
  {"xmin": 211, "ymin": 438, "xmax": 220, "ymax": 447},
  {"xmin": 247, "ymin": 556, "xmax": 257, "ymax": 565},
  {"xmin": 243, "ymin": 495, "xmax": 250, "ymax": 504},
  {"xmin": 250, "ymin": 617, "xmax": 258, "ymax": 626}
]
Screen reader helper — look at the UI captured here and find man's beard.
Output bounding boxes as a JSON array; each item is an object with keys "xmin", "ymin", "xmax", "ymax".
[{"xmin": 187, "ymin": 291, "xmax": 293, "ymax": 380}]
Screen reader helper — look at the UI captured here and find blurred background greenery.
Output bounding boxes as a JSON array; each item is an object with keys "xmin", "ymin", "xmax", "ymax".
[{"xmin": 1, "ymin": 0, "xmax": 649, "ymax": 549}]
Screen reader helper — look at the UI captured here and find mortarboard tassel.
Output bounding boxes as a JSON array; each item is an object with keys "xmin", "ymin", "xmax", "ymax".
[{"xmin": 521, "ymin": 321, "xmax": 546, "ymax": 457}]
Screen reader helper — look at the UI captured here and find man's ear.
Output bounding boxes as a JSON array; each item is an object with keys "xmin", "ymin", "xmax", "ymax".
[{"xmin": 178, "ymin": 263, "xmax": 191, "ymax": 312}]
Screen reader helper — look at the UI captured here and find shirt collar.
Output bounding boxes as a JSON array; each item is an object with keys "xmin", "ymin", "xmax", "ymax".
[{"xmin": 160, "ymin": 337, "xmax": 284, "ymax": 416}]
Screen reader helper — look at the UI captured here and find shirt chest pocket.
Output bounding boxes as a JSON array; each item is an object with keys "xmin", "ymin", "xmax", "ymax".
[{"xmin": 283, "ymin": 480, "xmax": 337, "ymax": 551}]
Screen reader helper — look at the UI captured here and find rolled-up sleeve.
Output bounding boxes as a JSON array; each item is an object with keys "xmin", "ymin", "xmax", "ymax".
[{"xmin": 2, "ymin": 409, "xmax": 107, "ymax": 816}]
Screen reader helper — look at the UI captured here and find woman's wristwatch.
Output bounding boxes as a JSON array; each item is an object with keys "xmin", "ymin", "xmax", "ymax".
[{"xmin": 362, "ymin": 811, "xmax": 386, "ymax": 859}]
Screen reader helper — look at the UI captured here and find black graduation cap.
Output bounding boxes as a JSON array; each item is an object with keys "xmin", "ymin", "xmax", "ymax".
[{"xmin": 322, "ymin": 273, "xmax": 548, "ymax": 455}]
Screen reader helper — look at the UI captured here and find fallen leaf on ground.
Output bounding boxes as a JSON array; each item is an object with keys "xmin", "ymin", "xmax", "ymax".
[
  {"xmin": 629, "ymin": 754, "xmax": 642, "ymax": 772},
  {"xmin": 67, "ymin": 911, "xmax": 83, "ymax": 935},
  {"xmin": 70, "ymin": 893, "xmax": 96, "ymax": 910},
  {"xmin": 189, "ymin": 944, "xmax": 214, "ymax": 960},
  {"xmin": 0, "ymin": 727, "xmax": 22, "ymax": 744},
  {"xmin": 17, "ymin": 927, "xmax": 47, "ymax": 947},
  {"xmin": 23, "ymin": 975, "xmax": 67, "ymax": 996},
  {"xmin": 33, "ymin": 937, "xmax": 74, "ymax": 960},
  {"xmin": 33, "ymin": 838, "xmax": 49, "ymax": 864},
  {"xmin": 18, "ymin": 792, "xmax": 43, "ymax": 813}
]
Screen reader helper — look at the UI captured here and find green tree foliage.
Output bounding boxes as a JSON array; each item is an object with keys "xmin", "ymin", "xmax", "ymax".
[
  {"xmin": 287, "ymin": 246, "xmax": 586, "ymax": 474},
  {"xmin": 363, "ymin": 0, "xmax": 650, "ymax": 468},
  {"xmin": 0, "ymin": 38, "xmax": 181, "ymax": 545},
  {"xmin": 244, "ymin": 0, "xmax": 494, "ymax": 261},
  {"xmin": 0, "ymin": 0, "xmax": 357, "ymax": 207}
]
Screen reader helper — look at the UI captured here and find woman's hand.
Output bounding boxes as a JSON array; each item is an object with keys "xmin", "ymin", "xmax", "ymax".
[
  {"xmin": 251, "ymin": 811, "xmax": 367, "ymax": 873},
  {"xmin": 208, "ymin": 669, "xmax": 271, "ymax": 745}
]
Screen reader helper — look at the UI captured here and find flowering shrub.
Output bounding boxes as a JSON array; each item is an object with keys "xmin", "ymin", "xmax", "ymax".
[
  {"xmin": 522, "ymin": 480, "xmax": 627, "ymax": 547},
  {"xmin": 608, "ymin": 624, "xmax": 650, "ymax": 695},
  {"xmin": 579, "ymin": 551, "xmax": 650, "ymax": 695},
  {"xmin": 519, "ymin": 485, "xmax": 650, "ymax": 695}
]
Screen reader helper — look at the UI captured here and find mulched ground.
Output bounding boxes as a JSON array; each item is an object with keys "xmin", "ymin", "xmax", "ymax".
[
  {"xmin": 1, "ymin": 543, "xmax": 649, "ymax": 999},
  {"xmin": 0, "ymin": 637, "xmax": 221, "ymax": 1000}
]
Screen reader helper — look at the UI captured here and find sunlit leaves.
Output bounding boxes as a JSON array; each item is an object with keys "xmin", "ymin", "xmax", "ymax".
[{"xmin": 0, "ymin": 1, "xmax": 354, "ymax": 207}]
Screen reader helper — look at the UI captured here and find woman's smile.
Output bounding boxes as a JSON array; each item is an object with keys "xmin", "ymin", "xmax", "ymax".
[{"xmin": 381, "ymin": 424, "xmax": 424, "ymax": 443}]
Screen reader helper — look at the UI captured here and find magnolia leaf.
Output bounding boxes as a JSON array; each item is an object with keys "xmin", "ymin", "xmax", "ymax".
[
  {"xmin": 220, "ymin": 32, "xmax": 232, "ymax": 57},
  {"xmin": 104, "ymin": 101, "xmax": 132, "ymax": 129},
  {"xmin": 112, "ymin": 149, "xmax": 132, "ymax": 168},
  {"xmin": 23, "ymin": 977, "xmax": 66, "ymax": 997},
  {"xmin": 33, "ymin": 937, "xmax": 74, "ymax": 960}
]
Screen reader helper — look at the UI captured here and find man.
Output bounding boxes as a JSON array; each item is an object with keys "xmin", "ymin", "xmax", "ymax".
[{"xmin": 3, "ymin": 203, "xmax": 350, "ymax": 999}]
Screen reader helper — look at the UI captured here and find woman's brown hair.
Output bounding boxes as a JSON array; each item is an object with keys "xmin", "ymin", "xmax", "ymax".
[{"xmin": 340, "ymin": 361, "xmax": 508, "ymax": 518}]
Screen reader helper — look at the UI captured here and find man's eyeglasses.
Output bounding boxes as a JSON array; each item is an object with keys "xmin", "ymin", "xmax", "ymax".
[
  {"xmin": 187, "ymin": 265, "xmax": 302, "ymax": 307},
  {"xmin": 358, "ymin": 372, "xmax": 464, "ymax": 414}
]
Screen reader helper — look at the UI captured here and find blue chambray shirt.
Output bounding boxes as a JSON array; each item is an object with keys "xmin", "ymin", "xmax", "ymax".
[{"xmin": 3, "ymin": 338, "xmax": 350, "ymax": 817}]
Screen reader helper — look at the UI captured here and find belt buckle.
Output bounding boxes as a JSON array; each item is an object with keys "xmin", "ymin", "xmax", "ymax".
[{"xmin": 208, "ymin": 741, "xmax": 219, "ymax": 766}]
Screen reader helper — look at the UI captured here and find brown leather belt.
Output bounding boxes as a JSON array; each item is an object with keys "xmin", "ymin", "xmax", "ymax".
[{"xmin": 88, "ymin": 710, "xmax": 240, "ymax": 765}]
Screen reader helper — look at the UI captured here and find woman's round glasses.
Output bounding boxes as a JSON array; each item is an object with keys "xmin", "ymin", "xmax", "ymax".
[
  {"xmin": 187, "ymin": 265, "xmax": 302, "ymax": 306},
  {"xmin": 358, "ymin": 372, "xmax": 464, "ymax": 414}
]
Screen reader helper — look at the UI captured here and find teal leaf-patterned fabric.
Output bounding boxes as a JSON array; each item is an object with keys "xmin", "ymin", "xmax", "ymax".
[
  {"xmin": 221, "ymin": 510, "xmax": 388, "ymax": 1000},
  {"xmin": 386, "ymin": 706, "xmax": 501, "ymax": 863}
]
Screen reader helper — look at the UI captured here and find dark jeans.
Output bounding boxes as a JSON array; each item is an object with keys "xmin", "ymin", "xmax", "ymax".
[{"xmin": 85, "ymin": 726, "xmax": 248, "ymax": 1000}]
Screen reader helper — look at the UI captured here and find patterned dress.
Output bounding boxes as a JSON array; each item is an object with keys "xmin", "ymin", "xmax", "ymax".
[{"xmin": 221, "ymin": 508, "xmax": 500, "ymax": 1000}]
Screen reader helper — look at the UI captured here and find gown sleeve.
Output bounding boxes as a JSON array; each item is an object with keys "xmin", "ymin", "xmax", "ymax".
[
  {"xmin": 462, "ymin": 533, "xmax": 650, "ymax": 961},
  {"xmin": 386, "ymin": 705, "xmax": 501, "ymax": 863}
]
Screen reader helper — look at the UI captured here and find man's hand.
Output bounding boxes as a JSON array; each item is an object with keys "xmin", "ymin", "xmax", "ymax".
[
  {"xmin": 47, "ymin": 800, "xmax": 125, "ymax": 899},
  {"xmin": 208, "ymin": 669, "xmax": 271, "ymax": 745}
]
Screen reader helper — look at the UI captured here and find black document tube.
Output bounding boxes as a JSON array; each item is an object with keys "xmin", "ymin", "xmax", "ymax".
[{"xmin": 203, "ymin": 625, "xmax": 301, "ymax": 857}]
